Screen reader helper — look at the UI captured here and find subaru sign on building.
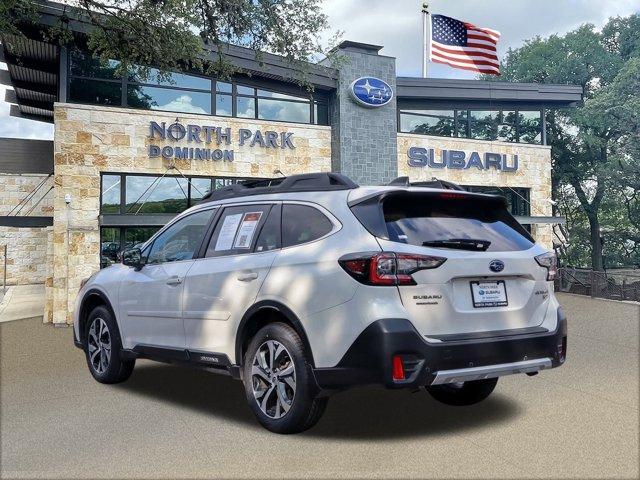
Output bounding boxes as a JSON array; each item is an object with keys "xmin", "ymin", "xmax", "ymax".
[{"xmin": 349, "ymin": 77, "xmax": 394, "ymax": 107}]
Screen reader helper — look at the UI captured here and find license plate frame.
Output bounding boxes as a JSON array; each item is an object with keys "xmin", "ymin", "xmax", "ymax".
[{"xmin": 470, "ymin": 280, "xmax": 508, "ymax": 308}]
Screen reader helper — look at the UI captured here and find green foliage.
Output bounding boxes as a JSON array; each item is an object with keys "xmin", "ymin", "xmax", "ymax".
[
  {"xmin": 2, "ymin": 0, "xmax": 334, "ymax": 89},
  {"xmin": 484, "ymin": 15, "xmax": 640, "ymax": 269}
]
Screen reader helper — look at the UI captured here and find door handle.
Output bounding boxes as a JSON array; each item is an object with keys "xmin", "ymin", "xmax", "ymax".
[
  {"xmin": 166, "ymin": 276, "xmax": 183, "ymax": 286},
  {"xmin": 237, "ymin": 272, "xmax": 258, "ymax": 282}
]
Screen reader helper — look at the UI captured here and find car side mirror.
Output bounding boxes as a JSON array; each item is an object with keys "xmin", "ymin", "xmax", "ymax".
[{"xmin": 122, "ymin": 248, "xmax": 144, "ymax": 270}]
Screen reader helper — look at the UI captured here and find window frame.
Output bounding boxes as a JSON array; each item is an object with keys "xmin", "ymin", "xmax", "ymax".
[
  {"xmin": 67, "ymin": 48, "xmax": 329, "ymax": 125},
  {"xmin": 100, "ymin": 172, "xmax": 252, "ymax": 215},
  {"xmin": 144, "ymin": 207, "xmax": 218, "ymax": 266},
  {"xmin": 202, "ymin": 202, "xmax": 281, "ymax": 259},
  {"xmin": 280, "ymin": 201, "xmax": 342, "ymax": 249},
  {"xmin": 398, "ymin": 108, "xmax": 543, "ymax": 144}
]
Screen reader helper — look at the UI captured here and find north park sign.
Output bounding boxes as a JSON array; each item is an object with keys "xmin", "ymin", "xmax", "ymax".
[
  {"xmin": 148, "ymin": 120, "xmax": 295, "ymax": 162},
  {"xmin": 407, "ymin": 147, "xmax": 519, "ymax": 171}
]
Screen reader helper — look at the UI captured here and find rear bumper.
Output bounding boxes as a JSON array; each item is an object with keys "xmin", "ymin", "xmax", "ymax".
[{"xmin": 313, "ymin": 308, "xmax": 567, "ymax": 391}]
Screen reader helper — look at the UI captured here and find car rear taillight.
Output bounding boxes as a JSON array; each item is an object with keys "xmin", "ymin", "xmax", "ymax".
[
  {"xmin": 535, "ymin": 252, "xmax": 557, "ymax": 281},
  {"xmin": 339, "ymin": 252, "xmax": 446, "ymax": 286}
]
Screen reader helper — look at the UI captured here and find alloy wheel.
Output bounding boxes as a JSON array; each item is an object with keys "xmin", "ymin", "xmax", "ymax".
[
  {"xmin": 251, "ymin": 340, "xmax": 296, "ymax": 419},
  {"xmin": 88, "ymin": 317, "xmax": 111, "ymax": 374}
]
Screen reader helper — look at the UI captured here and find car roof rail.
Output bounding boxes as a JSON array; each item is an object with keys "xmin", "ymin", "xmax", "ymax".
[
  {"xmin": 387, "ymin": 176, "xmax": 466, "ymax": 191},
  {"xmin": 200, "ymin": 172, "xmax": 359, "ymax": 202}
]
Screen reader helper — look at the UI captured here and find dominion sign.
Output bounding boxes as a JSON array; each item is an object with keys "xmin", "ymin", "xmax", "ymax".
[
  {"xmin": 407, "ymin": 147, "xmax": 519, "ymax": 171},
  {"xmin": 148, "ymin": 120, "xmax": 295, "ymax": 161}
]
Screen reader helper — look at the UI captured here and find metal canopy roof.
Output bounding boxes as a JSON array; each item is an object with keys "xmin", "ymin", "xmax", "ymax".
[
  {"xmin": 0, "ymin": 34, "xmax": 59, "ymax": 123},
  {"xmin": 396, "ymin": 77, "xmax": 583, "ymax": 108}
]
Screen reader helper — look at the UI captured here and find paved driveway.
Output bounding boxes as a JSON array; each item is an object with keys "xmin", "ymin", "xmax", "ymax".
[{"xmin": 1, "ymin": 293, "xmax": 638, "ymax": 479}]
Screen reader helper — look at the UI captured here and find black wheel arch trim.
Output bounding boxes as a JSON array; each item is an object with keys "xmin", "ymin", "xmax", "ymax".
[
  {"xmin": 77, "ymin": 288, "xmax": 118, "ymax": 348},
  {"xmin": 235, "ymin": 300, "xmax": 316, "ymax": 368}
]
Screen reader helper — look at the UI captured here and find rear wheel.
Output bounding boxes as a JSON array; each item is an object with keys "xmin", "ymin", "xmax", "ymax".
[
  {"xmin": 243, "ymin": 323, "xmax": 328, "ymax": 434},
  {"xmin": 84, "ymin": 306, "xmax": 135, "ymax": 384},
  {"xmin": 427, "ymin": 378, "xmax": 498, "ymax": 406}
]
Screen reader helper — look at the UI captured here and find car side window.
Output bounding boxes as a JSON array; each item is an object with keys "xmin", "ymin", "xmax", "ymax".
[
  {"xmin": 146, "ymin": 209, "xmax": 215, "ymax": 265},
  {"xmin": 282, "ymin": 204, "xmax": 334, "ymax": 248},
  {"xmin": 255, "ymin": 204, "xmax": 281, "ymax": 253},
  {"xmin": 205, "ymin": 204, "xmax": 273, "ymax": 258}
]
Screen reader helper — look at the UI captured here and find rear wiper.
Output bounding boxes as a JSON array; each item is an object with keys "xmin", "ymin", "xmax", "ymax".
[{"xmin": 422, "ymin": 238, "xmax": 491, "ymax": 251}]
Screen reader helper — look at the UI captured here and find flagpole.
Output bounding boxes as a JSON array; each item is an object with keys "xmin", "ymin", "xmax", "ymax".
[{"xmin": 422, "ymin": 2, "xmax": 430, "ymax": 77}]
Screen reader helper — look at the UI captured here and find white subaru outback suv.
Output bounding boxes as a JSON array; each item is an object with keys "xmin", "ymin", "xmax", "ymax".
[{"xmin": 74, "ymin": 173, "xmax": 567, "ymax": 434}]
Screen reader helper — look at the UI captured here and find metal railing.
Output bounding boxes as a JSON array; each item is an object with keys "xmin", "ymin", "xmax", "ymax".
[{"xmin": 555, "ymin": 267, "xmax": 640, "ymax": 302}]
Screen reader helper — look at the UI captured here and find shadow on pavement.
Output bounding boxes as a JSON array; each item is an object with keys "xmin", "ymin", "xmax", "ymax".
[{"xmin": 117, "ymin": 362, "xmax": 522, "ymax": 440}]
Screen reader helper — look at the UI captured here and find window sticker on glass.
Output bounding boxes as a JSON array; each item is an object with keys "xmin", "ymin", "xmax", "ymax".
[
  {"xmin": 234, "ymin": 212, "xmax": 263, "ymax": 249},
  {"xmin": 215, "ymin": 214, "xmax": 242, "ymax": 251}
]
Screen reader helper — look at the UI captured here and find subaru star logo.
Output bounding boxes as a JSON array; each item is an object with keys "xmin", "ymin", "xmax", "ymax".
[
  {"xmin": 489, "ymin": 260, "xmax": 505, "ymax": 272},
  {"xmin": 349, "ymin": 77, "xmax": 393, "ymax": 107}
]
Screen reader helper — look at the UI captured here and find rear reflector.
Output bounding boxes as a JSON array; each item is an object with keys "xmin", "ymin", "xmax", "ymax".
[{"xmin": 392, "ymin": 355, "xmax": 405, "ymax": 381}]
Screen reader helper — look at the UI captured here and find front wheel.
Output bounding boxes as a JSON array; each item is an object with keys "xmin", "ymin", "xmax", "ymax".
[
  {"xmin": 427, "ymin": 378, "xmax": 498, "ymax": 406},
  {"xmin": 243, "ymin": 323, "xmax": 328, "ymax": 434},
  {"xmin": 84, "ymin": 305, "xmax": 135, "ymax": 384}
]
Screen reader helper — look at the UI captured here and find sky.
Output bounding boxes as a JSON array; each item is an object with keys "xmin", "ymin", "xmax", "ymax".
[{"xmin": 1, "ymin": 0, "xmax": 639, "ymax": 140}]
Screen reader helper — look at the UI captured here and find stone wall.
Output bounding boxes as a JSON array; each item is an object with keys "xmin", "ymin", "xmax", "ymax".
[
  {"xmin": 51, "ymin": 103, "xmax": 332, "ymax": 324},
  {"xmin": 397, "ymin": 134, "xmax": 554, "ymax": 249},
  {"xmin": 324, "ymin": 49, "xmax": 398, "ymax": 185},
  {"xmin": 0, "ymin": 173, "xmax": 53, "ymax": 286}
]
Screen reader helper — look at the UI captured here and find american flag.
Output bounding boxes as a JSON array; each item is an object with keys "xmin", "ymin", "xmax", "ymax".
[{"xmin": 429, "ymin": 14, "xmax": 501, "ymax": 75}]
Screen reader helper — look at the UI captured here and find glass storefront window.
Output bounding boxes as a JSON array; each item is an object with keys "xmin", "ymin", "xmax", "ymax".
[
  {"xmin": 470, "ymin": 110, "xmax": 498, "ymax": 140},
  {"xmin": 237, "ymin": 96, "xmax": 256, "ymax": 118},
  {"xmin": 101, "ymin": 175, "xmax": 121, "ymax": 213},
  {"xmin": 68, "ymin": 49, "xmax": 326, "ymax": 125},
  {"xmin": 465, "ymin": 186, "xmax": 530, "ymax": 217},
  {"xmin": 128, "ymin": 66, "xmax": 211, "ymax": 90},
  {"xmin": 189, "ymin": 178, "xmax": 212, "ymax": 205},
  {"xmin": 125, "ymin": 176, "xmax": 189, "ymax": 214},
  {"xmin": 70, "ymin": 49, "xmax": 121, "ymax": 79},
  {"xmin": 101, "ymin": 174, "xmax": 252, "ymax": 214},
  {"xmin": 124, "ymin": 227, "xmax": 160, "ymax": 250},
  {"xmin": 518, "ymin": 111, "xmax": 542, "ymax": 144},
  {"xmin": 258, "ymin": 98, "xmax": 310, "ymax": 123},
  {"xmin": 100, "ymin": 227, "xmax": 121, "ymax": 269},
  {"xmin": 400, "ymin": 108, "xmax": 542, "ymax": 144},
  {"xmin": 400, "ymin": 110, "xmax": 455, "ymax": 137},
  {"xmin": 314, "ymin": 102, "xmax": 329, "ymax": 125},
  {"xmin": 127, "ymin": 85, "xmax": 211, "ymax": 114},
  {"xmin": 497, "ymin": 111, "xmax": 517, "ymax": 142},
  {"xmin": 237, "ymin": 85, "xmax": 255, "ymax": 95},
  {"xmin": 215, "ymin": 93, "xmax": 232, "ymax": 116},
  {"xmin": 257, "ymin": 90, "xmax": 306, "ymax": 101},
  {"xmin": 216, "ymin": 81, "xmax": 232, "ymax": 93},
  {"xmin": 69, "ymin": 78, "xmax": 122, "ymax": 106},
  {"xmin": 455, "ymin": 110, "xmax": 469, "ymax": 137}
]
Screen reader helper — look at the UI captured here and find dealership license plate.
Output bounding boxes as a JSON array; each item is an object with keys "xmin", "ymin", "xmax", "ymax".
[{"xmin": 470, "ymin": 280, "xmax": 508, "ymax": 308}]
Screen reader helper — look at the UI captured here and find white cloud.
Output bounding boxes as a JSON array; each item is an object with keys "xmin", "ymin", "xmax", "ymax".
[{"xmin": 154, "ymin": 94, "xmax": 209, "ymax": 114}]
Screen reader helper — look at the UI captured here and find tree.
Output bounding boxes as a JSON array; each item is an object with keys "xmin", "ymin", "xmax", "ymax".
[
  {"xmin": 1, "ymin": 0, "xmax": 333, "ymax": 86},
  {"xmin": 487, "ymin": 16, "xmax": 640, "ymax": 270}
]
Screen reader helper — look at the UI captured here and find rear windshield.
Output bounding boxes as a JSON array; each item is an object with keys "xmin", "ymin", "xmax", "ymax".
[{"xmin": 352, "ymin": 192, "xmax": 535, "ymax": 252}]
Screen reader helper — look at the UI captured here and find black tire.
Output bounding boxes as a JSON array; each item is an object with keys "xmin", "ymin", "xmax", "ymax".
[
  {"xmin": 243, "ymin": 322, "xmax": 328, "ymax": 434},
  {"xmin": 427, "ymin": 378, "xmax": 498, "ymax": 406},
  {"xmin": 84, "ymin": 305, "xmax": 135, "ymax": 384}
]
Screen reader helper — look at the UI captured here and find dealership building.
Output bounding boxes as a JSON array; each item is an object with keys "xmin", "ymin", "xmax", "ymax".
[{"xmin": 0, "ymin": 1, "xmax": 582, "ymax": 324}]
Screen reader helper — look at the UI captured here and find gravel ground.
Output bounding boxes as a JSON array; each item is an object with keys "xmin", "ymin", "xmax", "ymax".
[{"xmin": 1, "ymin": 293, "xmax": 638, "ymax": 479}]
